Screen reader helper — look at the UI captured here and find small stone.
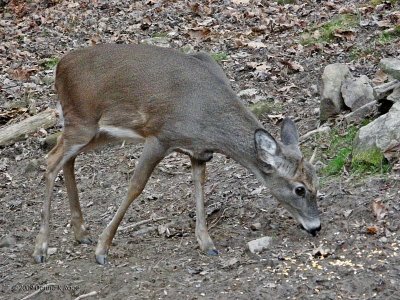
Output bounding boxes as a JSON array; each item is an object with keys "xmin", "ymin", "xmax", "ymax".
[
  {"xmin": 247, "ymin": 236, "xmax": 272, "ymax": 253},
  {"xmin": 47, "ymin": 247, "xmax": 57, "ymax": 255},
  {"xmin": 43, "ymin": 132, "xmax": 61, "ymax": 150},
  {"xmin": 250, "ymin": 222, "xmax": 261, "ymax": 231},
  {"xmin": 24, "ymin": 159, "xmax": 40, "ymax": 173},
  {"xmin": 379, "ymin": 237, "xmax": 388, "ymax": 243},
  {"xmin": 0, "ymin": 235, "xmax": 16, "ymax": 248}
]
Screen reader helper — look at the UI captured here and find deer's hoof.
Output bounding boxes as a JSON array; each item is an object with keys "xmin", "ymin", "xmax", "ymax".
[
  {"xmin": 33, "ymin": 254, "xmax": 46, "ymax": 263},
  {"xmin": 206, "ymin": 249, "xmax": 219, "ymax": 256},
  {"xmin": 95, "ymin": 254, "xmax": 107, "ymax": 265}
]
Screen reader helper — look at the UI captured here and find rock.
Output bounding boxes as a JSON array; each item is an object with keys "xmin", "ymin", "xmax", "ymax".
[
  {"xmin": 320, "ymin": 63, "xmax": 352, "ymax": 121},
  {"xmin": 250, "ymin": 222, "xmax": 261, "ymax": 231},
  {"xmin": 341, "ymin": 75, "xmax": 375, "ymax": 110},
  {"xmin": 24, "ymin": 159, "xmax": 40, "ymax": 173},
  {"xmin": 247, "ymin": 236, "xmax": 272, "ymax": 253},
  {"xmin": 353, "ymin": 102, "xmax": 400, "ymax": 163},
  {"xmin": 380, "ymin": 58, "xmax": 400, "ymax": 80},
  {"xmin": 238, "ymin": 88, "xmax": 258, "ymax": 98},
  {"xmin": 0, "ymin": 235, "xmax": 16, "ymax": 248},
  {"xmin": 47, "ymin": 247, "xmax": 57, "ymax": 255},
  {"xmin": 387, "ymin": 87, "xmax": 400, "ymax": 103},
  {"xmin": 43, "ymin": 132, "xmax": 62, "ymax": 150}
]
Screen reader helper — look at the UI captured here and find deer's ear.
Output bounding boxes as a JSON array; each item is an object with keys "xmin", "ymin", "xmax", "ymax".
[
  {"xmin": 281, "ymin": 118, "xmax": 299, "ymax": 146},
  {"xmin": 281, "ymin": 118, "xmax": 301, "ymax": 155},
  {"xmin": 254, "ymin": 129, "xmax": 280, "ymax": 169}
]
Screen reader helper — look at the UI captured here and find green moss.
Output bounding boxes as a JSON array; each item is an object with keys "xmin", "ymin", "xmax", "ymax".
[
  {"xmin": 301, "ymin": 14, "xmax": 358, "ymax": 46},
  {"xmin": 321, "ymin": 126, "xmax": 358, "ymax": 176},
  {"xmin": 370, "ymin": 0, "xmax": 398, "ymax": 6},
  {"xmin": 349, "ymin": 46, "xmax": 375, "ymax": 60},
  {"xmin": 352, "ymin": 148, "xmax": 390, "ymax": 174},
  {"xmin": 211, "ymin": 52, "xmax": 228, "ymax": 63},
  {"xmin": 42, "ymin": 57, "xmax": 59, "ymax": 69},
  {"xmin": 249, "ymin": 100, "xmax": 282, "ymax": 118},
  {"xmin": 377, "ymin": 25, "xmax": 400, "ymax": 44},
  {"xmin": 319, "ymin": 124, "xmax": 390, "ymax": 177},
  {"xmin": 152, "ymin": 32, "xmax": 168, "ymax": 38},
  {"xmin": 276, "ymin": 0, "xmax": 295, "ymax": 4}
]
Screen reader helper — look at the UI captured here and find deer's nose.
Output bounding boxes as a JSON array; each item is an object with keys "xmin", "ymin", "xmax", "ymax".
[{"xmin": 308, "ymin": 224, "xmax": 321, "ymax": 236}]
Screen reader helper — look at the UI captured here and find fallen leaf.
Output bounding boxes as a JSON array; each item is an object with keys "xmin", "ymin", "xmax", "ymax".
[
  {"xmin": 333, "ymin": 29, "xmax": 357, "ymax": 41},
  {"xmin": 246, "ymin": 41, "xmax": 268, "ymax": 49},
  {"xmin": 372, "ymin": 69, "xmax": 388, "ymax": 85},
  {"xmin": 372, "ymin": 201, "xmax": 387, "ymax": 221},
  {"xmin": 187, "ymin": 27, "xmax": 211, "ymax": 40},
  {"xmin": 343, "ymin": 209, "xmax": 353, "ymax": 218},
  {"xmin": 366, "ymin": 225, "xmax": 378, "ymax": 235},
  {"xmin": 281, "ymin": 60, "xmax": 304, "ymax": 72},
  {"xmin": 313, "ymin": 244, "xmax": 333, "ymax": 258}
]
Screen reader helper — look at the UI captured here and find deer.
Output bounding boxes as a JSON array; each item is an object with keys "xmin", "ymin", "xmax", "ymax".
[{"xmin": 33, "ymin": 44, "xmax": 321, "ymax": 265}]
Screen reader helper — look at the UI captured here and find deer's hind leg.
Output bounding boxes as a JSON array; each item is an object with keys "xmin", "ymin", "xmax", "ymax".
[{"xmin": 33, "ymin": 127, "xmax": 98, "ymax": 263}]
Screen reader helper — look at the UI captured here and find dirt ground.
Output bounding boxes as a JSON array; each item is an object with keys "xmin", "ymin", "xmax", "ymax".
[{"xmin": 1, "ymin": 0, "xmax": 400, "ymax": 299}]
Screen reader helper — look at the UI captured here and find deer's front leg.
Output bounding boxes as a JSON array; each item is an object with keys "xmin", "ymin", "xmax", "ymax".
[
  {"xmin": 191, "ymin": 158, "xmax": 218, "ymax": 256},
  {"xmin": 95, "ymin": 138, "xmax": 166, "ymax": 265}
]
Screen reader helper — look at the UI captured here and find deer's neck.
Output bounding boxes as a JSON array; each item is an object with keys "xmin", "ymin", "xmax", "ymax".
[{"xmin": 211, "ymin": 109, "xmax": 263, "ymax": 175}]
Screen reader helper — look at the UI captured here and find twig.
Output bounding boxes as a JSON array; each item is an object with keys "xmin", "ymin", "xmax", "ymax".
[
  {"xmin": 309, "ymin": 147, "xmax": 318, "ymax": 164},
  {"xmin": 299, "ymin": 126, "xmax": 330, "ymax": 144},
  {"xmin": 208, "ymin": 208, "xmax": 229, "ymax": 230},
  {"xmin": 118, "ymin": 217, "xmax": 166, "ymax": 232},
  {"xmin": 131, "ymin": 220, "xmax": 180, "ymax": 236},
  {"xmin": 74, "ymin": 291, "xmax": 98, "ymax": 300},
  {"xmin": 344, "ymin": 100, "xmax": 378, "ymax": 124},
  {"xmin": 20, "ymin": 283, "xmax": 57, "ymax": 300}
]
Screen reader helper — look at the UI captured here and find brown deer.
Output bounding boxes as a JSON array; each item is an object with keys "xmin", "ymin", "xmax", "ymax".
[{"xmin": 33, "ymin": 44, "xmax": 321, "ymax": 265}]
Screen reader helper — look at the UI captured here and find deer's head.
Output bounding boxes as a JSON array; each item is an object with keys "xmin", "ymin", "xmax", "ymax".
[{"xmin": 254, "ymin": 118, "xmax": 321, "ymax": 236}]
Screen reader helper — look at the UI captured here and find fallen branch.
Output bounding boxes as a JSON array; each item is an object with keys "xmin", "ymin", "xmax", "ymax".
[
  {"xmin": 299, "ymin": 126, "xmax": 331, "ymax": 143},
  {"xmin": 0, "ymin": 109, "xmax": 57, "ymax": 146},
  {"xmin": 344, "ymin": 101, "xmax": 378, "ymax": 124},
  {"xmin": 20, "ymin": 283, "xmax": 57, "ymax": 300},
  {"xmin": 74, "ymin": 291, "xmax": 98, "ymax": 300},
  {"xmin": 373, "ymin": 80, "xmax": 400, "ymax": 100},
  {"xmin": 118, "ymin": 217, "xmax": 166, "ymax": 232}
]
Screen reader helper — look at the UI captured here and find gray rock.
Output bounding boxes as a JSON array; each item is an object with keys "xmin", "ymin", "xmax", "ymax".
[
  {"xmin": 0, "ymin": 235, "xmax": 16, "ymax": 248},
  {"xmin": 320, "ymin": 63, "xmax": 352, "ymax": 121},
  {"xmin": 387, "ymin": 87, "xmax": 400, "ymax": 103},
  {"xmin": 250, "ymin": 222, "xmax": 261, "ymax": 231},
  {"xmin": 43, "ymin": 132, "xmax": 62, "ymax": 150},
  {"xmin": 247, "ymin": 236, "xmax": 272, "ymax": 253},
  {"xmin": 380, "ymin": 58, "xmax": 400, "ymax": 80},
  {"xmin": 24, "ymin": 159, "xmax": 40, "ymax": 173},
  {"xmin": 353, "ymin": 102, "xmax": 400, "ymax": 162},
  {"xmin": 341, "ymin": 75, "xmax": 375, "ymax": 110}
]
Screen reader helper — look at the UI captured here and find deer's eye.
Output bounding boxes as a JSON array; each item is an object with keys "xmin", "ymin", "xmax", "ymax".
[{"xmin": 295, "ymin": 186, "xmax": 306, "ymax": 197}]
